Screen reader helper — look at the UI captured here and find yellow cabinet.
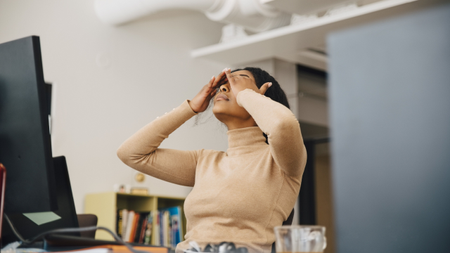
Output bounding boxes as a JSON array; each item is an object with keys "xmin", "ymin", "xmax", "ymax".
[{"xmin": 84, "ymin": 192, "xmax": 185, "ymax": 243}]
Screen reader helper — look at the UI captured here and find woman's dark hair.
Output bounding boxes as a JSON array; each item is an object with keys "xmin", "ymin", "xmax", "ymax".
[
  {"xmin": 232, "ymin": 67, "xmax": 290, "ymax": 109},
  {"xmin": 198, "ymin": 67, "xmax": 292, "ymax": 141},
  {"xmin": 232, "ymin": 67, "xmax": 291, "ymax": 143}
]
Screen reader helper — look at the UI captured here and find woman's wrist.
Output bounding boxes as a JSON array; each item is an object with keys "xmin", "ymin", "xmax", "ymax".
[{"xmin": 187, "ymin": 100, "xmax": 199, "ymax": 114}]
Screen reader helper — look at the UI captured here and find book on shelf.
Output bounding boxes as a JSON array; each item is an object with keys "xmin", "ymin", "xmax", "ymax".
[
  {"xmin": 120, "ymin": 209, "xmax": 128, "ymax": 238},
  {"xmin": 129, "ymin": 212, "xmax": 140, "ymax": 242},
  {"xmin": 143, "ymin": 212, "xmax": 153, "ymax": 244},
  {"xmin": 115, "ymin": 206, "xmax": 183, "ymax": 248},
  {"xmin": 137, "ymin": 213, "xmax": 148, "ymax": 244},
  {"xmin": 116, "ymin": 209, "xmax": 125, "ymax": 238},
  {"xmin": 135, "ymin": 212, "xmax": 150, "ymax": 244},
  {"xmin": 153, "ymin": 210, "xmax": 160, "ymax": 246},
  {"xmin": 158, "ymin": 206, "xmax": 183, "ymax": 248},
  {"xmin": 123, "ymin": 210, "xmax": 135, "ymax": 242}
]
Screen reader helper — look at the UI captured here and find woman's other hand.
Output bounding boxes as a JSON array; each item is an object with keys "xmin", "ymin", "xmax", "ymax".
[
  {"xmin": 224, "ymin": 68, "xmax": 272, "ymax": 97},
  {"xmin": 189, "ymin": 71, "xmax": 226, "ymax": 113}
]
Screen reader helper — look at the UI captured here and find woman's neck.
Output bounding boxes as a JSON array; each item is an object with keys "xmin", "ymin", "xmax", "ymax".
[
  {"xmin": 226, "ymin": 121, "xmax": 257, "ymax": 130},
  {"xmin": 215, "ymin": 114, "xmax": 257, "ymax": 130}
]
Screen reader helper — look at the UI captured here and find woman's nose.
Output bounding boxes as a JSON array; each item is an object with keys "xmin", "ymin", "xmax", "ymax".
[{"xmin": 219, "ymin": 84, "xmax": 229, "ymax": 92}]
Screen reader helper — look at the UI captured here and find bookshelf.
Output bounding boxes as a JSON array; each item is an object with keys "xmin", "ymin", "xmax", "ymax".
[{"xmin": 84, "ymin": 192, "xmax": 185, "ymax": 243}]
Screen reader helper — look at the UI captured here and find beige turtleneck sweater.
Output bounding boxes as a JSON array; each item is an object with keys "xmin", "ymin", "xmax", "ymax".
[{"xmin": 117, "ymin": 89, "xmax": 306, "ymax": 253}]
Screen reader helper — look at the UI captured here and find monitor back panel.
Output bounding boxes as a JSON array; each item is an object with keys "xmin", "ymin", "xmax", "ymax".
[
  {"xmin": 328, "ymin": 2, "xmax": 450, "ymax": 252},
  {"xmin": 0, "ymin": 36, "xmax": 56, "ymax": 213}
]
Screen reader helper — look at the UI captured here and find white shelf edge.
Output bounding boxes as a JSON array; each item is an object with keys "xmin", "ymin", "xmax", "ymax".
[{"xmin": 191, "ymin": 0, "xmax": 417, "ymax": 58}]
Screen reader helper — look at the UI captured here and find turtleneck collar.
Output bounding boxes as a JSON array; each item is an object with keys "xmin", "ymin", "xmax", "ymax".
[{"xmin": 227, "ymin": 126, "xmax": 267, "ymax": 150}]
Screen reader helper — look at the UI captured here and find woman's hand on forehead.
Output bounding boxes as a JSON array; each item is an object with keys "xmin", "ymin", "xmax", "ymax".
[
  {"xmin": 223, "ymin": 68, "xmax": 271, "ymax": 96},
  {"xmin": 189, "ymin": 70, "xmax": 227, "ymax": 113}
]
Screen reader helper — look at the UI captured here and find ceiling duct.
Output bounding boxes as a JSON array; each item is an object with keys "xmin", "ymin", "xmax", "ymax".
[{"xmin": 94, "ymin": 0, "xmax": 292, "ymax": 33}]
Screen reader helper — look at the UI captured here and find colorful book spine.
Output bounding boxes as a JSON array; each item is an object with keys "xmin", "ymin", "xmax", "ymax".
[
  {"xmin": 120, "ymin": 209, "xmax": 129, "ymax": 239},
  {"xmin": 138, "ymin": 213, "xmax": 147, "ymax": 243},
  {"xmin": 129, "ymin": 212, "xmax": 140, "ymax": 242},
  {"xmin": 115, "ymin": 206, "xmax": 183, "ymax": 248},
  {"xmin": 123, "ymin": 210, "xmax": 135, "ymax": 242},
  {"xmin": 157, "ymin": 206, "xmax": 183, "ymax": 248},
  {"xmin": 143, "ymin": 212, "xmax": 153, "ymax": 245},
  {"xmin": 154, "ymin": 210, "xmax": 160, "ymax": 246},
  {"xmin": 116, "ymin": 209, "xmax": 124, "ymax": 238}
]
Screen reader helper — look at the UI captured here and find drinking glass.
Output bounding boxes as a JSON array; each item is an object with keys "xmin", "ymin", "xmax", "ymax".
[{"xmin": 274, "ymin": 225, "xmax": 327, "ymax": 253}]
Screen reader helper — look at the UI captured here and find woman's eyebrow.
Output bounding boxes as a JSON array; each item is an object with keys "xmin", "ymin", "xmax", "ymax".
[{"xmin": 239, "ymin": 74, "xmax": 250, "ymax": 78}]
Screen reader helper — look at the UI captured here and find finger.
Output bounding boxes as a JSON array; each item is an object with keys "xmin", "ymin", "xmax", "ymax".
[
  {"xmin": 223, "ymin": 68, "xmax": 234, "ymax": 85},
  {"xmin": 213, "ymin": 71, "xmax": 226, "ymax": 88},
  {"xmin": 217, "ymin": 76, "xmax": 228, "ymax": 88},
  {"xmin": 259, "ymin": 82, "xmax": 272, "ymax": 95},
  {"xmin": 217, "ymin": 69, "xmax": 227, "ymax": 78},
  {"xmin": 207, "ymin": 76, "xmax": 215, "ymax": 88}
]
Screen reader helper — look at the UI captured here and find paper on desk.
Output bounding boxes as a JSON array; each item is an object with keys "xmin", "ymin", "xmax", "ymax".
[
  {"xmin": 57, "ymin": 248, "xmax": 112, "ymax": 253},
  {"xmin": 23, "ymin": 212, "xmax": 61, "ymax": 225},
  {"xmin": 13, "ymin": 249, "xmax": 48, "ymax": 253}
]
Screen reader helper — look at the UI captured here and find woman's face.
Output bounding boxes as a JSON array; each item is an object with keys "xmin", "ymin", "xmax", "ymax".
[{"xmin": 212, "ymin": 70, "xmax": 259, "ymax": 128}]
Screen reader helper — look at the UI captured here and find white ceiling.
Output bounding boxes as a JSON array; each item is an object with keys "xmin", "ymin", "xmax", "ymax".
[
  {"xmin": 191, "ymin": 0, "xmax": 423, "ymax": 70},
  {"xmin": 262, "ymin": 0, "xmax": 359, "ymax": 15}
]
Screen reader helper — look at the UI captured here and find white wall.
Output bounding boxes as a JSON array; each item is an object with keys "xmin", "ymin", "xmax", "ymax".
[{"xmin": 0, "ymin": 0, "xmax": 229, "ymax": 213}]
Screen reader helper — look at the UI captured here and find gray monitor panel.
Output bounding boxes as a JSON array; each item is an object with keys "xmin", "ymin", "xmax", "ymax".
[{"xmin": 328, "ymin": 2, "xmax": 450, "ymax": 252}]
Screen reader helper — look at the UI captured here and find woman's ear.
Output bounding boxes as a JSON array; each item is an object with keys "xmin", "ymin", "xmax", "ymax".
[{"xmin": 259, "ymin": 82, "xmax": 272, "ymax": 95}]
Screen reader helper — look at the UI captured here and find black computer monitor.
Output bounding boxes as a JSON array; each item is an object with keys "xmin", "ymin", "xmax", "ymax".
[
  {"xmin": 2, "ymin": 156, "xmax": 80, "ymax": 245},
  {"xmin": 0, "ymin": 36, "xmax": 57, "ymax": 213},
  {"xmin": 0, "ymin": 36, "xmax": 100, "ymax": 249}
]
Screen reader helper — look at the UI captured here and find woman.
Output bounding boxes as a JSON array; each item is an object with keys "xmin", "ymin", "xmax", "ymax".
[{"xmin": 117, "ymin": 67, "xmax": 306, "ymax": 253}]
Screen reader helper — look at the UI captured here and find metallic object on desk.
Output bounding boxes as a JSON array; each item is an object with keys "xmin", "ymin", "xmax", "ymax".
[
  {"xmin": 130, "ymin": 187, "xmax": 149, "ymax": 195},
  {"xmin": 135, "ymin": 173, "xmax": 145, "ymax": 183},
  {"xmin": 185, "ymin": 242, "xmax": 248, "ymax": 253}
]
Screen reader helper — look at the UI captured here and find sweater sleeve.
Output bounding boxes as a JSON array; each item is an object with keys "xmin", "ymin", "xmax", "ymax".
[
  {"xmin": 117, "ymin": 100, "xmax": 200, "ymax": 186},
  {"xmin": 237, "ymin": 89, "xmax": 306, "ymax": 178}
]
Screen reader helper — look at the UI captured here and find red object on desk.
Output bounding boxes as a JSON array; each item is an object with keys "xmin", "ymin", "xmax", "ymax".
[{"xmin": 0, "ymin": 163, "xmax": 6, "ymax": 240}]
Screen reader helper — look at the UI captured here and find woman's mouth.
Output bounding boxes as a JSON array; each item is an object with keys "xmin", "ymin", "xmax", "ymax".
[{"xmin": 216, "ymin": 94, "xmax": 229, "ymax": 101}]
